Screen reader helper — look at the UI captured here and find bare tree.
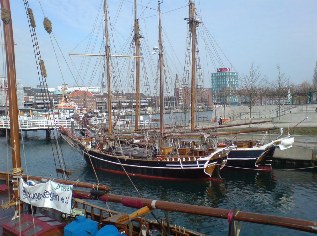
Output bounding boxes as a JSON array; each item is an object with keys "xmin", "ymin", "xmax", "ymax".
[
  {"xmin": 313, "ymin": 61, "xmax": 317, "ymax": 88},
  {"xmin": 218, "ymin": 87, "xmax": 231, "ymax": 119},
  {"xmin": 258, "ymin": 77, "xmax": 270, "ymax": 105},
  {"xmin": 238, "ymin": 64, "xmax": 261, "ymax": 119},
  {"xmin": 313, "ymin": 61, "xmax": 317, "ymax": 101},
  {"xmin": 273, "ymin": 65, "xmax": 289, "ymax": 118},
  {"xmin": 298, "ymin": 81, "xmax": 313, "ymax": 104}
]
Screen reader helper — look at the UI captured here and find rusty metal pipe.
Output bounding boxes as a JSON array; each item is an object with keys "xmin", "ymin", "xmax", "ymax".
[{"xmin": 101, "ymin": 194, "xmax": 317, "ymax": 233}]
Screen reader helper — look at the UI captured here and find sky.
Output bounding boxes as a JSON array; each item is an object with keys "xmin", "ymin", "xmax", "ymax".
[{"xmin": 3, "ymin": 0, "xmax": 317, "ymax": 94}]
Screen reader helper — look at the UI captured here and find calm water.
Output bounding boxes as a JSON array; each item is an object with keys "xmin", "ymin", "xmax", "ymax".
[{"xmin": 1, "ymin": 131, "xmax": 316, "ymax": 235}]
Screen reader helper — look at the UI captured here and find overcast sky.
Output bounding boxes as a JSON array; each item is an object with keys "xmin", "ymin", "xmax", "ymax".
[{"xmin": 5, "ymin": 0, "xmax": 317, "ymax": 93}]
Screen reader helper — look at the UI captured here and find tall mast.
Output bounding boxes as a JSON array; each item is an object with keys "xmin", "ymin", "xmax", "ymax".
[
  {"xmin": 158, "ymin": 1, "xmax": 164, "ymax": 136},
  {"xmin": 104, "ymin": 0, "xmax": 112, "ymax": 134},
  {"xmin": 1, "ymin": 0, "xmax": 22, "ymax": 204},
  {"xmin": 134, "ymin": 0, "xmax": 141, "ymax": 130},
  {"xmin": 189, "ymin": 0, "xmax": 199, "ymax": 131}
]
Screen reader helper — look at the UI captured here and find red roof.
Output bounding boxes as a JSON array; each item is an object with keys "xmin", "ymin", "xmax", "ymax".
[{"xmin": 69, "ymin": 90, "xmax": 94, "ymax": 97}]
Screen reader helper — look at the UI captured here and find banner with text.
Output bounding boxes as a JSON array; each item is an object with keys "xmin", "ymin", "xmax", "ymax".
[{"xmin": 19, "ymin": 178, "xmax": 73, "ymax": 214}]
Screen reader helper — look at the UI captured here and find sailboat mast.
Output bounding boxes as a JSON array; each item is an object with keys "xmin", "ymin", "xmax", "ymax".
[
  {"xmin": 1, "ymin": 0, "xmax": 22, "ymax": 201},
  {"xmin": 189, "ymin": 0, "xmax": 198, "ymax": 131},
  {"xmin": 104, "ymin": 0, "xmax": 112, "ymax": 134},
  {"xmin": 158, "ymin": 1, "xmax": 164, "ymax": 136},
  {"xmin": 134, "ymin": 0, "xmax": 141, "ymax": 130}
]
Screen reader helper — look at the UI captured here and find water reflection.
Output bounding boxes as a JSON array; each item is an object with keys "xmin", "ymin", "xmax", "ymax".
[{"xmin": 77, "ymin": 167, "xmax": 277, "ymax": 210}]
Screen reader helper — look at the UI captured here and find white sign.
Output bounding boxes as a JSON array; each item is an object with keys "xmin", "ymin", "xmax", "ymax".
[{"xmin": 19, "ymin": 178, "xmax": 73, "ymax": 214}]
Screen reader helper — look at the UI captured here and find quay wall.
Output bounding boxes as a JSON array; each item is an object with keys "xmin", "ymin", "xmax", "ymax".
[{"xmin": 273, "ymin": 147, "xmax": 317, "ymax": 170}]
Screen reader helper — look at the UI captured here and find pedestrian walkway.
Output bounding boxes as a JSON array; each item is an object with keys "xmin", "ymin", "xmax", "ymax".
[{"xmin": 212, "ymin": 104, "xmax": 317, "ymax": 129}]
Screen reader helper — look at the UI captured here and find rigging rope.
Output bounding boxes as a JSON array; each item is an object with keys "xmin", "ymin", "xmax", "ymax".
[
  {"xmin": 23, "ymin": 1, "xmax": 70, "ymax": 179},
  {"xmin": 116, "ymin": 138, "xmax": 143, "ymax": 197}
]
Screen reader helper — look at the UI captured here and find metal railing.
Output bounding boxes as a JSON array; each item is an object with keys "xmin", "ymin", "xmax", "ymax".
[{"xmin": 0, "ymin": 116, "xmax": 75, "ymax": 130}]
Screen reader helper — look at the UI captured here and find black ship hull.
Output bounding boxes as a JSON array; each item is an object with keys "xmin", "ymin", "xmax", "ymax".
[
  {"xmin": 225, "ymin": 146, "xmax": 275, "ymax": 171},
  {"xmin": 83, "ymin": 148, "xmax": 223, "ymax": 180},
  {"xmin": 61, "ymin": 133, "xmax": 226, "ymax": 180}
]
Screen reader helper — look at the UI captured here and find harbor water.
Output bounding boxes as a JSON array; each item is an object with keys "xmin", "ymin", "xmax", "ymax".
[{"xmin": 0, "ymin": 131, "xmax": 316, "ymax": 235}]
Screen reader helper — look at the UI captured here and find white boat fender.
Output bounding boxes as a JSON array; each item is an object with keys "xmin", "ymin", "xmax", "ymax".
[{"xmin": 151, "ymin": 200, "xmax": 157, "ymax": 209}]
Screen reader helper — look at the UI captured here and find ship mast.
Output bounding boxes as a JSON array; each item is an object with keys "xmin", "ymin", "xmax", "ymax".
[
  {"xmin": 134, "ymin": 0, "xmax": 141, "ymax": 131},
  {"xmin": 1, "ymin": 0, "xmax": 23, "ymax": 210},
  {"xmin": 104, "ymin": 0, "xmax": 112, "ymax": 134},
  {"xmin": 158, "ymin": 0, "xmax": 164, "ymax": 136},
  {"xmin": 188, "ymin": 0, "xmax": 199, "ymax": 131}
]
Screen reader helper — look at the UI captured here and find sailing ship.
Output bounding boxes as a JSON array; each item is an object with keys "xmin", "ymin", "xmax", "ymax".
[
  {"xmin": 59, "ymin": 0, "xmax": 231, "ymax": 180},
  {"xmin": 60, "ymin": 0, "xmax": 294, "ymax": 178},
  {"xmin": 0, "ymin": 0, "xmax": 222, "ymax": 235},
  {"xmin": 60, "ymin": 127, "xmax": 231, "ymax": 180}
]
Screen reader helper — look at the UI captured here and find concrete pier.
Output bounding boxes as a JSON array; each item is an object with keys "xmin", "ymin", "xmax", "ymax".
[{"xmin": 273, "ymin": 146, "xmax": 317, "ymax": 170}]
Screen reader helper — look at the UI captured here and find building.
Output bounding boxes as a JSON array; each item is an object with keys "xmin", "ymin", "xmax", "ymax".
[
  {"xmin": 0, "ymin": 77, "xmax": 24, "ymax": 109},
  {"xmin": 174, "ymin": 86, "xmax": 212, "ymax": 109},
  {"xmin": 23, "ymin": 87, "xmax": 35, "ymax": 109},
  {"xmin": 0, "ymin": 77, "xmax": 8, "ymax": 107},
  {"xmin": 69, "ymin": 90, "xmax": 96, "ymax": 111},
  {"xmin": 196, "ymin": 87, "xmax": 212, "ymax": 108},
  {"xmin": 24, "ymin": 85, "xmax": 53, "ymax": 109},
  {"xmin": 95, "ymin": 94, "xmax": 107, "ymax": 112},
  {"xmin": 57, "ymin": 85, "xmax": 101, "ymax": 94},
  {"xmin": 211, "ymin": 68, "xmax": 238, "ymax": 105},
  {"xmin": 164, "ymin": 96, "xmax": 177, "ymax": 109}
]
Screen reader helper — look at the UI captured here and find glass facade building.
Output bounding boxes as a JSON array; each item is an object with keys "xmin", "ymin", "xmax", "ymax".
[{"xmin": 211, "ymin": 68, "xmax": 238, "ymax": 105}]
